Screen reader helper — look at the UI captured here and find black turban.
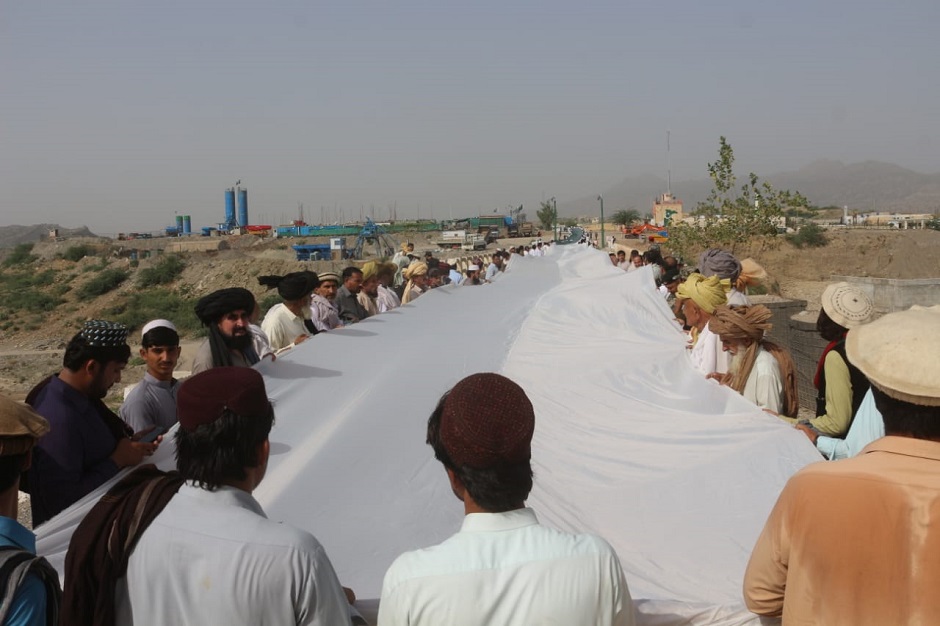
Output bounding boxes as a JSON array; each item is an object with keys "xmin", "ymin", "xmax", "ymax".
[
  {"xmin": 257, "ymin": 271, "xmax": 319, "ymax": 301},
  {"xmin": 194, "ymin": 288, "xmax": 256, "ymax": 325}
]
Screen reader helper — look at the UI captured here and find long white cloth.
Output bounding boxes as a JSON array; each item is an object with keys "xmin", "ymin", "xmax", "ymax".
[{"xmin": 36, "ymin": 246, "xmax": 818, "ymax": 625}]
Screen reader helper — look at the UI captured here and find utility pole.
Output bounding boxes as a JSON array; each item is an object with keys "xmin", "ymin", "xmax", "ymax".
[
  {"xmin": 597, "ymin": 195, "xmax": 605, "ymax": 249},
  {"xmin": 551, "ymin": 197, "xmax": 558, "ymax": 242}
]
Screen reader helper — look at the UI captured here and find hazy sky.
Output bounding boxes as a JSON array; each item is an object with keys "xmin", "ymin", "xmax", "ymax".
[{"xmin": 2, "ymin": 0, "xmax": 938, "ymax": 234}]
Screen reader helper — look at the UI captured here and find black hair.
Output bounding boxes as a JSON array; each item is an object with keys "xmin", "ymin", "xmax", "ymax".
[
  {"xmin": 428, "ymin": 268, "xmax": 442, "ymax": 279},
  {"xmin": 0, "ymin": 453, "xmax": 28, "ymax": 493},
  {"xmin": 645, "ymin": 247, "xmax": 664, "ymax": 267},
  {"xmin": 174, "ymin": 405, "xmax": 275, "ymax": 490},
  {"xmin": 62, "ymin": 333, "xmax": 131, "ymax": 372},
  {"xmin": 872, "ymin": 385, "xmax": 940, "ymax": 440},
  {"xmin": 426, "ymin": 393, "xmax": 533, "ymax": 512},
  {"xmin": 816, "ymin": 308, "xmax": 848, "ymax": 342},
  {"xmin": 342, "ymin": 266, "xmax": 363, "ymax": 282},
  {"xmin": 142, "ymin": 326, "xmax": 180, "ymax": 349}
]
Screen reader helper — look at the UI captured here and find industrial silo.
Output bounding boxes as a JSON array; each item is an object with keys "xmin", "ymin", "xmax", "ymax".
[
  {"xmin": 182, "ymin": 215, "xmax": 192, "ymax": 234},
  {"xmin": 175, "ymin": 215, "xmax": 184, "ymax": 233},
  {"xmin": 237, "ymin": 188, "xmax": 249, "ymax": 227},
  {"xmin": 225, "ymin": 188, "xmax": 236, "ymax": 228}
]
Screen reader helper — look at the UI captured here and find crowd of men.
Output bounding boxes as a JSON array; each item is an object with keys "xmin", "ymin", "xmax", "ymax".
[{"xmin": 1, "ymin": 237, "xmax": 938, "ymax": 625}]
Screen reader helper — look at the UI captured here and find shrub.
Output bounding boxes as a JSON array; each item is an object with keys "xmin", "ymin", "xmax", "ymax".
[
  {"xmin": 787, "ymin": 223, "xmax": 829, "ymax": 249},
  {"xmin": 2, "ymin": 243, "xmax": 37, "ymax": 267},
  {"xmin": 4, "ymin": 290, "xmax": 63, "ymax": 312},
  {"xmin": 62, "ymin": 244, "xmax": 95, "ymax": 262},
  {"xmin": 259, "ymin": 294, "xmax": 280, "ymax": 317},
  {"xmin": 109, "ymin": 288, "xmax": 203, "ymax": 336},
  {"xmin": 77, "ymin": 268, "xmax": 129, "ymax": 300},
  {"xmin": 136, "ymin": 255, "xmax": 186, "ymax": 287}
]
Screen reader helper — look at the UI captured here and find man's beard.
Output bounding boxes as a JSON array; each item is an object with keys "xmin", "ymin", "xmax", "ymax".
[
  {"xmin": 223, "ymin": 332, "xmax": 252, "ymax": 351},
  {"xmin": 728, "ymin": 349, "xmax": 745, "ymax": 376}
]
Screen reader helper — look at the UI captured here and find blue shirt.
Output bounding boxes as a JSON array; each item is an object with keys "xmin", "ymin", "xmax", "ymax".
[
  {"xmin": 0, "ymin": 517, "xmax": 47, "ymax": 626},
  {"xmin": 27, "ymin": 375, "xmax": 121, "ymax": 525},
  {"xmin": 816, "ymin": 389, "xmax": 886, "ymax": 460}
]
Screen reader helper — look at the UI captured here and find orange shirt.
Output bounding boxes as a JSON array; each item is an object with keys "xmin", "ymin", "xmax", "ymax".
[{"xmin": 744, "ymin": 436, "xmax": 940, "ymax": 625}]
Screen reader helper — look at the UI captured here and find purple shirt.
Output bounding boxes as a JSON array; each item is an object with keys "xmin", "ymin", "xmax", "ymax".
[{"xmin": 27, "ymin": 376, "xmax": 121, "ymax": 525}]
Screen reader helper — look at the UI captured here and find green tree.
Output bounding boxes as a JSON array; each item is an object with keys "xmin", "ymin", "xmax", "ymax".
[
  {"xmin": 536, "ymin": 201, "xmax": 556, "ymax": 231},
  {"xmin": 611, "ymin": 210, "xmax": 640, "ymax": 227},
  {"xmin": 668, "ymin": 136, "xmax": 809, "ymax": 258}
]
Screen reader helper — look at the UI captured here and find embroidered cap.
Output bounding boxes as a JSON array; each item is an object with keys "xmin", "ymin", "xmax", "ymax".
[
  {"xmin": 439, "ymin": 373, "xmax": 535, "ymax": 469},
  {"xmin": 80, "ymin": 320, "xmax": 129, "ymax": 347},
  {"xmin": 177, "ymin": 367, "xmax": 273, "ymax": 432},
  {"xmin": 821, "ymin": 282, "xmax": 874, "ymax": 329}
]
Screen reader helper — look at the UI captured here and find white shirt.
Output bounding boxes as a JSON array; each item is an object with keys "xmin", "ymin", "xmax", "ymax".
[
  {"xmin": 484, "ymin": 263, "xmax": 499, "ymax": 281},
  {"xmin": 377, "ymin": 285, "xmax": 401, "ymax": 312},
  {"xmin": 447, "ymin": 269, "xmax": 463, "ymax": 285},
  {"xmin": 116, "ymin": 483, "xmax": 351, "ymax": 626},
  {"xmin": 816, "ymin": 389, "xmax": 885, "ymax": 460},
  {"xmin": 689, "ymin": 321, "xmax": 730, "ymax": 376},
  {"xmin": 262, "ymin": 303, "xmax": 310, "ymax": 352},
  {"xmin": 378, "ymin": 508, "xmax": 635, "ymax": 626},
  {"xmin": 741, "ymin": 346, "xmax": 784, "ymax": 414}
]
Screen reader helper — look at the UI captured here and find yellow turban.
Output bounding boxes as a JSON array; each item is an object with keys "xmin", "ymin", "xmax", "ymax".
[
  {"xmin": 361, "ymin": 261, "xmax": 378, "ymax": 281},
  {"xmin": 676, "ymin": 274, "xmax": 727, "ymax": 314},
  {"xmin": 402, "ymin": 261, "xmax": 428, "ymax": 279}
]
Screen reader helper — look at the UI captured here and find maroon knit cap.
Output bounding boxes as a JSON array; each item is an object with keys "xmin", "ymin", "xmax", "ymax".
[
  {"xmin": 177, "ymin": 367, "xmax": 272, "ymax": 432},
  {"xmin": 440, "ymin": 373, "xmax": 535, "ymax": 469}
]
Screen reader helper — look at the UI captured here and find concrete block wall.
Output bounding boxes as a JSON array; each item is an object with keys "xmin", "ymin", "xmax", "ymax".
[{"xmin": 831, "ymin": 275, "xmax": 940, "ymax": 314}]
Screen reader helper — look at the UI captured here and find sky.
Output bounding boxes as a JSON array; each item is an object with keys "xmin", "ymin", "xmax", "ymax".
[{"xmin": 2, "ymin": 0, "xmax": 938, "ymax": 234}]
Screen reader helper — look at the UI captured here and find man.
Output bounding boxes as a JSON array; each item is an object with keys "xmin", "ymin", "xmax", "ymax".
[
  {"xmin": 627, "ymin": 250, "xmax": 643, "ymax": 272},
  {"xmin": 26, "ymin": 321, "xmax": 159, "ymax": 525},
  {"xmin": 191, "ymin": 288, "xmax": 260, "ymax": 373},
  {"xmin": 114, "ymin": 367, "xmax": 354, "ymax": 625},
  {"xmin": 0, "ymin": 394, "xmax": 61, "ymax": 624},
  {"xmin": 335, "ymin": 266, "xmax": 370, "ymax": 325},
  {"xmin": 463, "ymin": 264, "xmax": 481, "ymax": 286},
  {"xmin": 376, "ymin": 263, "xmax": 401, "ymax": 312},
  {"xmin": 660, "ymin": 268, "xmax": 681, "ymax": 310},
  {"xmin": 744, "ymin": 305, "xmax": 940, "ymax": 624},
  {"xmin": 707, "ymin": 305, "xmax": 799, "ymax": 417},
  {"xmin": 698, "ymin": 248, "xmax": 749, "ymax": 306},
  {"xmin": 259, "ymin": 271, "xmax": 320, "ymax": 352},
  {"xmin": 794, "ymin": 282, "xmax": 874, "ymax": 438},
  {"xmin": 378, "ymin": 373, "xmax": 635, "ymax": 626},
  {"xmin": 310, "ymin": 271, "xmax": 342, "ymax": 331},
  {"xmin": 676, "ymin": 274, "xmax": 729, "ymax": 377},
  {"xmin": 616, "ymin": 249, "xmax": 628, "ymax": 269},
  {"xmin": 357, "ymin": 262, "xmax": 381, "ymax": 317},
  {"xmin": 446, "ymin": 259, "xmax": 464, "ymax": 286},
  {"xmin": 484, "ymin": 253, "xmax": 503, "ymax": 282},
  {"xmin": 120, "ymin": 319, "xmax": 182, "ymax": 433},
  {"xmin": 401, "ymin": 261, "xmax": 429, "ymax": 304}
]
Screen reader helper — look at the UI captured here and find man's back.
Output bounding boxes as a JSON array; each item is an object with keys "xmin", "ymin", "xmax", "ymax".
[
  {"xmin": 117, "ymin": 483, "xmax": 350, "ymax": 626},
  {"xmin": 745, "ymin": 436, "xmax": 940, "ymax": 624},
  {"xmin": 379, "ymin": 508, "xmax": 634, "ymax": 626}
]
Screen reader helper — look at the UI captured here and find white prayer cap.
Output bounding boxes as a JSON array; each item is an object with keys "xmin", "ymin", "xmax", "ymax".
[
  {"xmin": 141, "ymin": 319, "xmax": 178, "ymax": 338},
  {"xmin": 468, "ymin": 264, "xmax": 480, "ymax": 271}
]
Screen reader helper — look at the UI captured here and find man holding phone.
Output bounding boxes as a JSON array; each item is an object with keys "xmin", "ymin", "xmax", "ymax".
[{"xmin": 120, "ymin": 319, "xmax": 182, "ymax": 435}]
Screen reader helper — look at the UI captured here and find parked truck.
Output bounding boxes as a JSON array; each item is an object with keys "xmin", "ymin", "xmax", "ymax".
[
  {"xmin": 518, "ymin": 222, "xmax": 535, "ymax": 237},
  {"xmin": 437, "ymin": 230, "xmax": 487, "ymax": 250}
]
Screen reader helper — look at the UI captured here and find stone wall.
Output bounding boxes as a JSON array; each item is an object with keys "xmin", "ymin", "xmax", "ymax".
[{"xmin": 831, "ymin": 275, "xmax": 940, "ymax": 314}]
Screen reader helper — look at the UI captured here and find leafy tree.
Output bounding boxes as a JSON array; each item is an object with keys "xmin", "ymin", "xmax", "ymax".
[
  {"xmin": 536, "ymin": 201, "xmax": 556, "ymax": 231},
  {"xmin": 611, "ymin": 210, "xmax": 640, "ymax": 227},
  {"xmin": 667, "ymin": 136, "xmax": 809, "ymax": 258},
  {"xmin": 786, "ymin": 223, "xmax": 829, "ymax": 248}
]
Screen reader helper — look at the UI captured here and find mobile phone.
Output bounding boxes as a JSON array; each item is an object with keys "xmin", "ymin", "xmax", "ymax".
[{"xmin": 138, "ymin": 426, "xmax": 166, "ymax": 444}]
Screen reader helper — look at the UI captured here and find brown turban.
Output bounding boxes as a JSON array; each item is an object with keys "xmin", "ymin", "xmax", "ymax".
[{"xmin": 709, "ymin": 305, "xmax": 773, "ymax": 342}]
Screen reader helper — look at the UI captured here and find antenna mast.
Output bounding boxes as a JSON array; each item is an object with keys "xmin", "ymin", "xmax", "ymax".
[{"xmin": 666, "ymin": 130, "xmax": 672, "ymax": 196}]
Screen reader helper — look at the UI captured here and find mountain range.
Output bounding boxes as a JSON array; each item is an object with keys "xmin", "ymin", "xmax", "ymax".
[{"xmin": 561, "ymin": 160, "xmax": 940, "ymax": 217}]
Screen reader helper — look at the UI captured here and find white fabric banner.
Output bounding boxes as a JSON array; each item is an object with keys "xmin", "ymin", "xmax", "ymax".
[{"xmin": 37, "ymin": 244, "xmax": 819, "ymax": 624}]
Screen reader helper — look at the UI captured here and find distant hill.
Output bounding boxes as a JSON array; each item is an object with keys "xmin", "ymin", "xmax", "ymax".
[
  {"xmin": 561, "ymin": 161, "xmax": 940, "ymax": 217},
  {"xmin": 0, "ymin": 224, "xmax": 97, "ymax": 250}
]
